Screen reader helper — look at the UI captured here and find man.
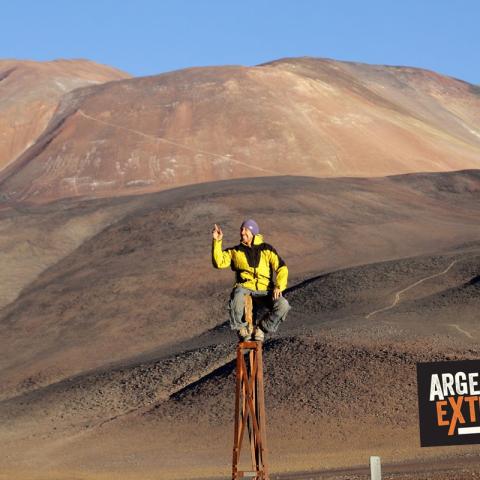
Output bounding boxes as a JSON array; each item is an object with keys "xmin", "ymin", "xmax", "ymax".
[{"xmin": 212, "ymin": 219, "xmax": 291, "ymax": 342}]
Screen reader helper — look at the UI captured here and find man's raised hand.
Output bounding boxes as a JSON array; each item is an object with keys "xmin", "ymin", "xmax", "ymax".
[{"xmin": 212, "ymin": 224, "xmax": 223, "ymax": 240}]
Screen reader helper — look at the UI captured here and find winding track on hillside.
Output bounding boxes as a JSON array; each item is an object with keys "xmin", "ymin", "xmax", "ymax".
[
  {"xmin": 365, "ymin": 259, "xmax": 458, "ymax": 319},
  {"xmin": 77, "ymin": 109, "xmax": 277, "ymax": 175},
  {"xmin": 448, "ymin": 323, "xmax": 474, "ymax": 339}
]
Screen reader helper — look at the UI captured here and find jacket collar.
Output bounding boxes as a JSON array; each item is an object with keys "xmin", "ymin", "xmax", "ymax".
[{"xmin": 241, "ymin": 233, "xmax": 264, "ymax": 248}]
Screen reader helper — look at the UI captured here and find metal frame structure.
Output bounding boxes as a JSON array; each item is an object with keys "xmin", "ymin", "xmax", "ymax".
[{"xmin": 232, "ymin": 340, "xmax": 269, "ymax": 480}]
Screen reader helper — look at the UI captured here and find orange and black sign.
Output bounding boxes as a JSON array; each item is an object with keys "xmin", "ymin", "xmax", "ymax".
[{"xmin": 417, "ymin": 360, "xmax": 480, "ymax": 447}]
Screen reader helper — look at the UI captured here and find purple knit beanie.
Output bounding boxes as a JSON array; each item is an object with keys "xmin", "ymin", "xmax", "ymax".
[{"xmin": 241, "ymin": 219, "xmax": 260, "ymax": 235}]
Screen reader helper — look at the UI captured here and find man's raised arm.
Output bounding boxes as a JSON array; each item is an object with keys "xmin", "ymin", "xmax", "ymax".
[{"xmin": 212, "ymin": 224, "xmax": 233, "ymax": 269}]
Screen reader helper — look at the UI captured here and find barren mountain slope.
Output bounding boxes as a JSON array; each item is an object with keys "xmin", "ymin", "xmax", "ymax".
[
  {"xmin": 0, "ymin": 245, "xmax": 479, "ymax": 479},
  {"xmin": 0, "ymin": 57, "xmax": 479, "ymax": 204},
  {"xmin": 0, "ymin": 59, "xmax": 130, "ymax": 172},
  {"xmin": 0, "ymin": 195, "xmax": 146, "ymax": 310},
  {"xmin": 0, "ymin": 171, "xmax": 478, "ymax": 402}
]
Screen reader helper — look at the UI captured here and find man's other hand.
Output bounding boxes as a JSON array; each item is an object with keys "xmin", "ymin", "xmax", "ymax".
[
  {"xmin": 212, "ymin": 224, "xmax": 223, "ymax": 240},
  {"xmin": 273, "ymin": 287, "xmax": 282, "ymax": 300}
]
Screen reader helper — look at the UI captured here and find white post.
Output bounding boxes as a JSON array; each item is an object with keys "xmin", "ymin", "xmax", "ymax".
[{"xmin": 370, "ymin": 455, "xmax": 381, "ymax": 480}]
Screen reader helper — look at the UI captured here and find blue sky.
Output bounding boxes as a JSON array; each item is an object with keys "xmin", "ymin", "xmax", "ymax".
[{"xmin": 1, "ymin": 0, "xmax": 478, "ymax": 84}]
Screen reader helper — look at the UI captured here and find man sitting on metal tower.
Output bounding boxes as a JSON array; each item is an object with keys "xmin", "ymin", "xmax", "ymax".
[{"xmin": 212, "ymin": 219, "xmax": 291, "ymax": 342}]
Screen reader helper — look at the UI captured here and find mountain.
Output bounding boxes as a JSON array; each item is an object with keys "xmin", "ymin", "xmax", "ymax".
[
  {"xmin": 0, "ymin": 171, "xmax": 479, "ymax": 478},
  {"xmin": 0, "ymin": 59, "xmax": 130, "ymax": 173},
  {"xmin": 2, "ymin": 170, "xmax": 479, "ymax": 397},
  {"xmin": 1, "ymin": 56, "xmax": 480, "ymax": 479},
  {"xmin": 0, "ymin": 57, "xmax": 479, "ymax": 205}
]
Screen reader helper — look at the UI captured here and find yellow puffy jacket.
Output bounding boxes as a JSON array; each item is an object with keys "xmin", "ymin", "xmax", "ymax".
[{"xmin": 212, "ymin": 234, "xmax": 288, "ymax": 292}]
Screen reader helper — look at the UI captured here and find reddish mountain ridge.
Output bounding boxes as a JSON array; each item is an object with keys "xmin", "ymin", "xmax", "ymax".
[
  {"xmin": 0, "ymin": 59, "xmax": 130, "ymax": 173},
  {"xmin": 0, "ymin": 57, "xmax": 479, "ymax": 205}
]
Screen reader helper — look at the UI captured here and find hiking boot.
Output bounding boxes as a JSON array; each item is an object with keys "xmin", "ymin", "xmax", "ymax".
[
  {"xmin": 238, "ymin": 324, "xmax": 253, "ymax": 341},
  {"xmin": 254, "ymin": 327, "xmax": 265, "ymax": 342}
]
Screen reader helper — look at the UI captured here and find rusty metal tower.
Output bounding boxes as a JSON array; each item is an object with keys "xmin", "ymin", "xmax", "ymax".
[{"xmin": 232, "ymin": 296, "xmax": 269, "ymax": 480}]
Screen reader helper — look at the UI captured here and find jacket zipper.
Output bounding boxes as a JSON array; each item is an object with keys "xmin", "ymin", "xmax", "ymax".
[
  {"xmin": 245, "ymin": 239, "xmax": 260, "ymax": 289},
  {"xmin": 254, "ymin": 244, "xmax": 259, "ymax": 290}
]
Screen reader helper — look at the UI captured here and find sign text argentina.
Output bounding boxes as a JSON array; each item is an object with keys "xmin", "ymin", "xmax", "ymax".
[{"xmin": 417, "ymin": 360, "xmax": 480, "ymax": 447}]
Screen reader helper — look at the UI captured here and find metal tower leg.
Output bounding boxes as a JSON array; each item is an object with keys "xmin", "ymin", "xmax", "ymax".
[{"xmin": 232, "ymin": 341, "xmax": 269, "ymax": 480}]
